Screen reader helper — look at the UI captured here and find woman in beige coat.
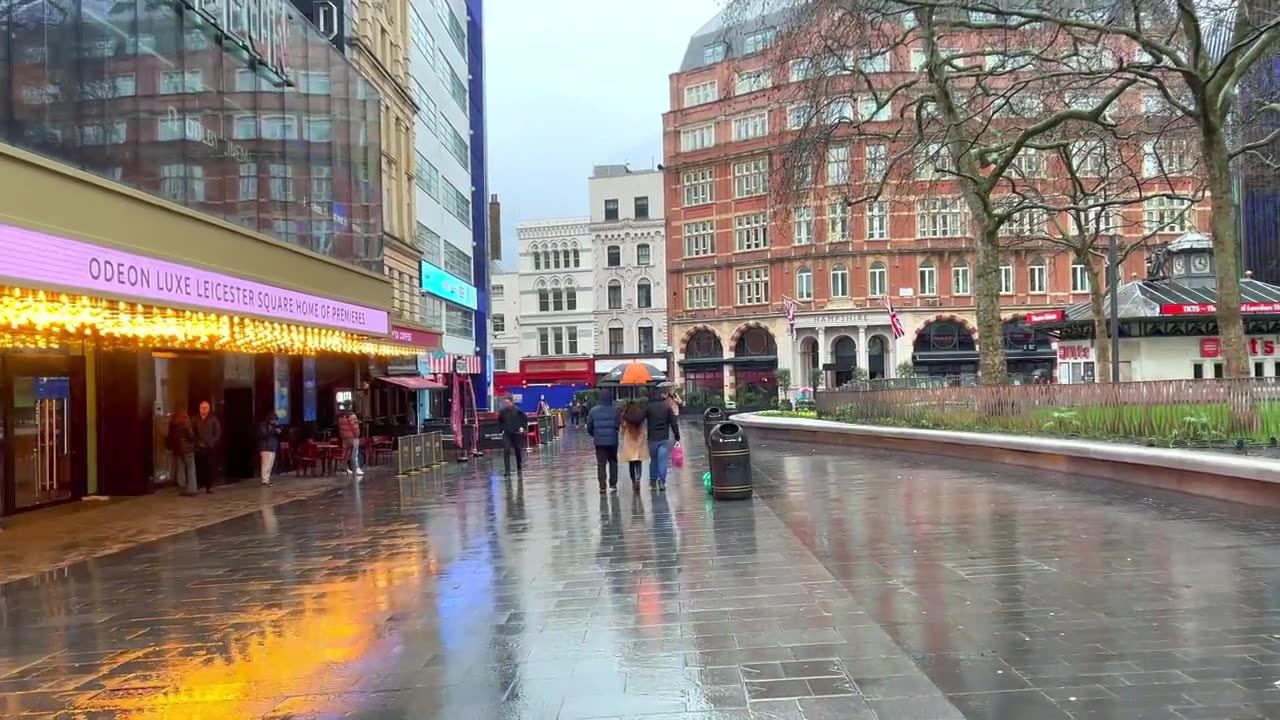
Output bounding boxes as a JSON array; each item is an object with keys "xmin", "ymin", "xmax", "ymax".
[{"xmin": 619, "ymin": 402, "xmax": 649, "ymax": 493}]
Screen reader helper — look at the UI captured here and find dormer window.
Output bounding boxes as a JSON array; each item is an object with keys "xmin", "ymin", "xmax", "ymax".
[
  {"xmin": 704, "ymin": 43, "xmax": 727, "ymax": 64},
  {"xmin": 743, "ymin": 28, "xmax": 776, "ymax": 54}
]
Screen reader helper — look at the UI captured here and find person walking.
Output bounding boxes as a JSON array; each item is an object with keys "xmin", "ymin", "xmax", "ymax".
[
  {"xmin": 192, "ymin": 400, "xmax": 222, "ymax": 494},
  {"xmin": 168, "ymin": 409, "xmax": 198, "ymax": 496},
  {"xmin": 338, "ymin": 409, "xmax": 363, "ymax": 477},
  {"xmin": 256, "ymin": 412, "xmax": 280, "ymax": 486},
  {"xmin": 586, "ymin": 392, "xmax": 622, "ymax": 494},
  {"xmin": 497, "ymin": 396, "xmax": 528, "ymax": 477},
  {"xmin": 644, "ymin": 390, "xmax": 681, "ymax": 492},
  {"xmin": 619, "ymin": 402, "xmax": 649, "ymax": 494}
]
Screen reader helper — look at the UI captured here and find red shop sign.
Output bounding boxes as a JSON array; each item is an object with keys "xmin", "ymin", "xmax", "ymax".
[
  {"xmin": 1200, "ymin": 338, "xmax": 1221, "ymax": 358},
  {"xmin": 390, "ymin": 325, "xmax": 443, "ymax": 349},
  {"xmin": 1161, "ymin": 302, "xmax": 1280, "ymax": 316},
  {"xmin": 1058, "ymin": 344, "xmax": 1091, "ymax": 360},
  {"xmin": 1026, "ymin": 309, "xmax": 1064, "ymax": 324}
]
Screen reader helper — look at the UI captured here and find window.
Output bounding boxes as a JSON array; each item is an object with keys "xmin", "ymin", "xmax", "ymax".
[
  {"xmin": 261, "ymin": 115, "xmax": 299, "ymax": 140},
  {"xmin": 538, "ymin": 289, "xmax": 550, "ymax": 312},
  {"xmin": 790, "ymin": 59, "xmax": 812, "ymax": 81},
  {"xmin": 734, "ymin": 212, "xmax": 769, "ymax": 251},
  {"xmin": 533, "ymin": 252, "xmax": 542, "ymax": 270},
  {"xmin": 917, "ymin": 198, "xmax": 964, "ymax": 238},
  {"xmin": 859, "ymin": 96, "xmax": 890, "ymax": 121},
  {"xmin": 686, "ymin": 272, "xmax": 716, "ymax": 309},
  {"xmin": 868, "ymin": 262, "xmax": 887, "ymax": 297},
  {"xmin": 1144, "ymin": 137, "xmax": 1197, "ymax": 177},
  {"xmin": 608, "ymin": 327, "xmax": 625, "ymax": 354},
  {"xmin": 605, "ymin": 198, "xmax": 619, "ymax": 221},
  {"xmin": 1070, "ymin": 140, "xmax": 1108, "ymax": 177},
  {"xmin": 159, "ymin": 164, "xmax": 184, "ymax": 201},
  {"xmin": 233, "ymin": 114, "xmax": 257, "ymax": 139},
  {"xmin": 1010, "ymin": 150, "xmax": 1044, "ymax": 178},
  {"xmin": 830, "ymin": 264, "xmax": 850, "ymax": 297},
  {"xmin": 310, "ymin": 166, "xmax": 333, "ymax": 203},
  {"xmin": 735, "ymin": 70, "xmax": 771, "ymax": 96},
  {"xmin": 681, "ymin": 124, "xmax": 715, "ymax": 151},
  {"xmin": 828, "ymin": 202, "xmax": 849, "ymax": 241},
  {"xmin": 566, "ymin": 289, "xmax": 578, "ymax": 311},
  {"xmin": 1029, "ymin": 262, "xmax": 1047, "ymax": 293},
  {"xmin": 445, "ymin": 306, "xmax": 474, "ymax": 339},
  {"xmin": 638, "ymin": 325, "xmax": 655, "ymax": 354},
  {"xmin": 443, "ymin": 243, "xmax": 473, "ymax": 283},
  {"xmin": 160, "ymin": 69, "xmax": 201, "ymax": 94},
  {"xmin": 867, "ymin": 201, "xmax": 889, "ymax": 240},
  {"xmin": 704, "ymin": 43, "xmax": 727, "ymax": 64},
  {"xmin": 919, "ymin": 261, "xmax": 937, "ymax": 295},
  {"xmin": 493, "ymin": 349, "xmax": 508, "ymax": 372},
  {"xmin": 743, "ymin": 27, "xmax": 776, "ymax": 54},
  {"xmin": 861, "ymin": 52, "xmax": 891, "ymax": 73},
  {"xmin": 1071, "ymin": 261, "xmax": 1091, "ymax": 292},
  {"xmin": 788, "ymin": 103, "xmax": 813, "ymax": 130},
  {"xmin": 638, "ymin": 279, "xmax": 653, "ymax": 308},
  {"xmin": 637, "ymin": 243, "xmax": 652, "ymax": 265},
  {"xmin": 684, "ymin": 220, "xmax": 715, "ymax": 257},
  {"xmin": 733, "ymin": 158, "xmax": 768, "ymax": 197},
  {"xmin": 269, "ymin": 163, "xmax": 294, "ymax": 201},
  {"xmin": 826, "ymin": 146, "xmax": 849, "ymax": 185},
  {"xmin": 684, "ymin": 80, "xmax": 718, "ymax": 107},
  {"xmin": 796, "ymin": 267, "xmax": 814, "ymax": 300},
  {"xmin": 304, "ymin": 117, "xmax": 332, "ymax": 142},
  {"xmin": 238, "ymin": 162, "xmax": 257, "ymax": 200},
  {"xmin": 793, "ymin": 206, "xmax": 813, "ymax": 245},
  {"xmin": 825, "ymin": 99, "xmax": 854, "ymax": 124},
  {"xmin": 79, "ymin": 120, "xmax": 127, "ymax": 144},
  {"xmin": 607, "ymin": 245, "xmax": 621, "ymax": 267},
  {"xmin": 492, "ymin": 284, "xmax": 505, "ymax": 299},
  {"xmin": 573, "ymin": 249, "xmax": 581, "ymax": 267},
  {"xmin": 732, "ymin": 112, "xmax": 768, "ymax": 141},
  {"xmin": 917, "ymin": 142, "xmax": 954, "ymax": 180},
  {"xmin": 416, "ymin": 154, "xmax": 440, "ymax": 199},
  {"xmin": 442, "ymin": 118, "xmax": 469, "ymax": 170},
  {"xmin": 551, "ymin": 288, "xmax": 564, "ymax": 311},
  {"xmin": 866, "ymin": 144, "xmax": 888, "ymax": 182},
  {"xmin": 683, "ymin": 168, "xmax": 714, "ymax": 206},
  {"xmin": 1073, "ymin": 206, "xmax": 1121, "ymax": 236},
  {"xmin": 1145, "ymin": 197, "xmax": 1194, "ymax": 233},
  {"xmin": 493, "ymin": 314, "xmax": 506, "ymax": 333},
  {"xmin": 536, "ymin": 327, "xmax": 580, "ymax": 355},
  {"xmin": 1000, "ymin": 264, "xmax": 1015, "ymax": 294},
  {"xmin": 635, "ymin": 196, "xmax": 649, "ymax": 220},
  {"xmin": 608, "ymin": 281, "xmax": 622, "ymax": 309},
  {"xmin": 952, "ymin": 262, "xmax": 971, "ymax": 295},
  {"xmin": 735, "ymin": 266, "xmax": 770, "ymax": 306},
  {"xmin": 1002, "ymin": 208, "xmax": 1046, "ymax": 237}
]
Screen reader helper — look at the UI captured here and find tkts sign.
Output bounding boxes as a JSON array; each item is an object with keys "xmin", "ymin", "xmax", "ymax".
[{"xmin": 184, "ymin": 0, "xmax": 291, "ymax": 82}]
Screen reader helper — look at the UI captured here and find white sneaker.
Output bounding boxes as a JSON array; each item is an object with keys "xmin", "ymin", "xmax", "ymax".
[{"xmin": 354, "ymin": 468, "xmax": 365, "ymax": 476}]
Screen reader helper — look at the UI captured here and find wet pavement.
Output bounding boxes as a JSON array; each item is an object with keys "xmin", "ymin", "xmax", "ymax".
[{"xmin": 4, "ymin": 426, "xmax": 1280, "ymax": 718}]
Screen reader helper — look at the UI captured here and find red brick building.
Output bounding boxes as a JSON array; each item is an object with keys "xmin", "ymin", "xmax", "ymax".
[{"xmin": 663, "ymin": 9, "xmax": 1206, "ymax": 397}]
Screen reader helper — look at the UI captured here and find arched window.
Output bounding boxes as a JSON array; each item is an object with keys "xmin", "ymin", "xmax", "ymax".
[
  {"xmin": 551, "ymin": 288, "xmax": 564, "ymax": 311},
  {"xmin": 868, "ymin": 261, "xmax": 887, "ymax": 297},
  {"xmin": 831, "ymin": 263, "xmax": 850, "ymax": 298},
  {"xmin": 566, "ymin": 288, "xmax": 578, "ymax": 310},
  {"xmin": 533, "ymin": 251, "xmax": 542, "ymax": 270},
  {"xmin": 607, "ymin": 245, "xmax": 621, "ymax": 267},
  {"xmin": 637, "ymin": 279, "xmax": 653, "ymax": 308},
  {"xmin": 637, "ymin": 318, "xmax": 656, "ymax": 353},
  {"xmin": 636, "ymin": 243, "xmax": 652, "ymax": 265},
  {"xmin": 607, "ymin": 280, "xmax": 622, "ymax": 309},
  {"xmin": 796, "ymin": 266, "xmax": 813, "ymax": 301},
  {"xmin": 537, "ymin": 290, "xmax": 550, "ymax": 312},
  {"xmin": 1028, "ymin": 258, "xmax": 1048, "ymax": 294},
  {"xmin": 541, "ymin": 250, "xmax": 551, "ymax": 269},
  {"xmin": 561, "ymin": 249, "xmax": 570, "ymax": 268},
  {"xmin": 572, "ymin": 249, "xmax": 580, "ymax": 267},
  {"xmin": 951, "ymin": 261, "xmax": 971, "ymax": 295},
  {"xmin": 552, "ymin": 250, "xmax": 562, "ymax": 269},
  {"xmin": 918, "ymin": 260, "xmax": 937, "ymax": 296}
]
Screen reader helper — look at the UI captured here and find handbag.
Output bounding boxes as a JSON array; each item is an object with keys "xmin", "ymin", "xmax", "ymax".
[{"xmin": 671, "ymin": 443, "xmax": 685, "ymax": 469}]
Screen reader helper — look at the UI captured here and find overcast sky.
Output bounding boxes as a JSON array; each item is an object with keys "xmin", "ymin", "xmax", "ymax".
[{"xmin": 484, "ymin": 0, "xmax": 724, "ymax": 264}]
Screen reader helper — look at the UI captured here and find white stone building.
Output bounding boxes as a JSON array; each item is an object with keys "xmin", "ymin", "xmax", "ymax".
[
  {"xmin": 514, "ymin": 218, "xmax": 596, "ymax": 359},
  {"xmin": 488, "ymin": 268, "xmax": 520, "ymax": 377},
  {"xmin": 589, "ymin": 165, "xmax": 668, "ymax": 374}
]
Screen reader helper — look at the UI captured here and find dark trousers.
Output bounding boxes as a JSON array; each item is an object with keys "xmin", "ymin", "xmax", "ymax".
[
  {"xmin": 628, "ymin": 460, "xmax": 643, "ymax": 483},
  {"xmin": 594, "ymin": 445, "xmax": 618, "ymax": 487},
  {"xmin": 194, "ymin": 448, "xmax": 215, "ymax": 490},
  {"xmin": 502, "ymin": 432, "xmax": 524, "ymax": 474}
]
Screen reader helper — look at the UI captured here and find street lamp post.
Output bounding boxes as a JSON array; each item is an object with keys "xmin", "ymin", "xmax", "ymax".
[{"xmin": 1107, "ymin": 234, "xmax": 1121, "ymax": 383}]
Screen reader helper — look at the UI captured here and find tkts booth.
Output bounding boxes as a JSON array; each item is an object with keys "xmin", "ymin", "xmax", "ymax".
[
  {"xmin": 1030, "ymin": 233, "xmax": 1280, "ymax": 382},
  {"xmin": 418, "ymin": 350, "xmax": 488, "ymax": 459}
]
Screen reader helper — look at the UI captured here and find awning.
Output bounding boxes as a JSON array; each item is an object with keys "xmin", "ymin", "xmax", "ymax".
[{"xmin": 377, "ymin": 375, "xmax": 446, "ymax": 390}]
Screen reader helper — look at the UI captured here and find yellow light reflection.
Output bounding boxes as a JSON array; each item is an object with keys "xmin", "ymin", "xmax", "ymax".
[
  {"xmin": 78, "ymin": 552, "xmax": 428, "ymax": 719},
  {"xmin": 0, "ymin": 287, "xmax": 419, "ymax": 357}
]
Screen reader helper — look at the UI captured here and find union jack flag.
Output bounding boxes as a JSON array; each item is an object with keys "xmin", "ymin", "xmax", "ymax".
[{"xmin": 882, "ymin": 296, "xmax": 906, "ymax": 339}]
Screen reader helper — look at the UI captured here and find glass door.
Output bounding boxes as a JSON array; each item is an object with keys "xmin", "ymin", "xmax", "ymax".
[{"xmin": 11, "ymin": 375, "xmax": 74, "ymax": 510}]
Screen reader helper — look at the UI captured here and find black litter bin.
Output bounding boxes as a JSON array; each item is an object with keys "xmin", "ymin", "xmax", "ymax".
[
  {"xmin": 702, "ymin": 407, "xmax": 725, "ymax": 446},
  {"xmin": 708, "ymin": 422, "xmax": 751, "ymax": 500}
]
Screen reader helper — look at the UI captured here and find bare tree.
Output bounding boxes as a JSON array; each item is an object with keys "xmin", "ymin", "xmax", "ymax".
[{"xmin": 725, "ymin": 0, "xmax": 1140, "ymax": 384}]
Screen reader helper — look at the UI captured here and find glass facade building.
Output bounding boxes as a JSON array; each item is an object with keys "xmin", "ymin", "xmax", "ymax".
[{"xmin": 0, "ymin": 0, "xmax": 384, "ymax": 271}]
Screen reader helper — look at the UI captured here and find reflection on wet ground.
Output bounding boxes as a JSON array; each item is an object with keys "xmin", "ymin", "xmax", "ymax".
[{"xmin": 3, "ymin": 428, "xmax": 1280, "ymax": 718}]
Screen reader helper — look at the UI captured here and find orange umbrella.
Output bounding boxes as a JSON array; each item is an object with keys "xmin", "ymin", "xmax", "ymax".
[{"xmin": 601, "ymin": 362, "xmax": 667, "ymax": 386}]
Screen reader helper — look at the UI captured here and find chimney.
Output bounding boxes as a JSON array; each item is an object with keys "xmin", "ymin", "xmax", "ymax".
[{"xmin": 488, "ymin": 194, "xmax": 501, "ymax": 262}]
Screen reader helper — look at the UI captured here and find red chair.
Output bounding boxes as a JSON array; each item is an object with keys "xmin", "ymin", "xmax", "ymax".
[{"xmin": 293, "ymin": 441, "xmax": 320, "ymax": 476}]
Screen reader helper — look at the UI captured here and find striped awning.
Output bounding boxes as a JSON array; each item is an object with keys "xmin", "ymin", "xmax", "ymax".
[{"xmin": 421, "ymin": 353, "xmax": 482, "ymax": 375}]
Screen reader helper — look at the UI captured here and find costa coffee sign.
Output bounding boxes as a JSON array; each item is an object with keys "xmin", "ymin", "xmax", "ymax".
[
  {"xmin": 1160, "ymin": 302, "xmax": 1280, "ymax": 316},
  {"xmin": 390, "ymin": 325, "xmax": 442, "ymax": 350},
  {"xmin": 1026, "ymin": 309, "xmax": 1064, "ymax": 324}
]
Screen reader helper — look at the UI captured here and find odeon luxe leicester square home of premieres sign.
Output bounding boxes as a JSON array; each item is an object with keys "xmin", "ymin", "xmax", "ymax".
[
  {"xmin": 0, "ymin": 222, "xmax": 390, "ymax": 335},
  {"xmin": 183, "ymin": 0, "xmax": 292, "ymax": 84}
]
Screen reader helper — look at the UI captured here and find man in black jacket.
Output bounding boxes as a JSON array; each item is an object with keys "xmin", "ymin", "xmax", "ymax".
[
  {"xmin": 497, "ymin": 396, "xmax": 528, "ymax": 477},
  {"xmin": 644, "ymin": 391, "xmax": 681, "ymax": 491}
]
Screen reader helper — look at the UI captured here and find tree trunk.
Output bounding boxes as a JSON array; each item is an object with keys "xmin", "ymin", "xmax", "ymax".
[
  {"xmin": 973, "ymin": 226, "xmax": 1008, "ymax": 385},
  {"xmin": 1087, "ymin": 262, "xmax": 1111, "ymax": 383},
  {"xmin": 1203, "ymin": 122, "xmax": 1248, "ymax": 378}
]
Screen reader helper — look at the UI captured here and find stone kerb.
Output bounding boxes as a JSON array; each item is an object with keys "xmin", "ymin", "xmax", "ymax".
[{"xmin": 733, "ymin": 412, "xmax": 1280, "ymax": 507}]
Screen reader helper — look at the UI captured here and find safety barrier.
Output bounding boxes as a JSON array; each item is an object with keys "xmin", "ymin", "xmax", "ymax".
[{"xmin": 395, "ymin": 431, "xmax": 444, "ymax": 476}]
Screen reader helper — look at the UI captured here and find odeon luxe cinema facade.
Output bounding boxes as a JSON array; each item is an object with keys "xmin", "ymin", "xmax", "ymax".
[{"xmin": 0, "ymin": 0, "xmax": 415, "ymax": 514}]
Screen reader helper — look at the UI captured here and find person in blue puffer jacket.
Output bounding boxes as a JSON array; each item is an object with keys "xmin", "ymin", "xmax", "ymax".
[{"xmin": 586, "ymin": 392, "xmax": 623, "ymax": 494}]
